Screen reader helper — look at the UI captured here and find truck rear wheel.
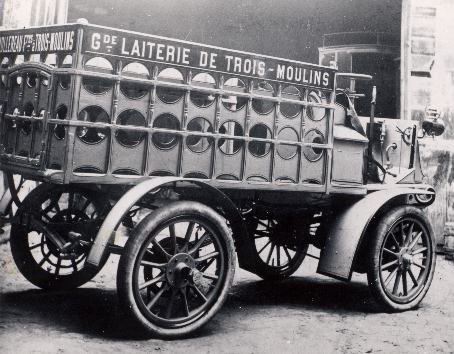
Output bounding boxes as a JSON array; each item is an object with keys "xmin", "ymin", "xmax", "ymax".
[
  {"xmin": 10, "ymin": 184, "xmax": 109, "ymax": 290},
  {"xmin": 367, "ymin": 206, "xmax": 436, "ymax": 311},
  {"xmin": 246, "ymin": 215, "xmax": 308, "ymax": 281},
  {"xmin": 117, "ymin": 201, "xmax": 235, "ymax": 338}
]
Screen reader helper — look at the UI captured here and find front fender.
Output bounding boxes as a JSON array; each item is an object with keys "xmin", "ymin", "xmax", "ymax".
[
  {"xmin": 317, "ymin": 186, "xmax": 434, "ymax": 281},
  {"xmin": 86, "ymin": 177, "xmax": 251, "ymax": 268}
]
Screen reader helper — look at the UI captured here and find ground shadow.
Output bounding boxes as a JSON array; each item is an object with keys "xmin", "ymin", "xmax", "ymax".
[
  {"xmin": 226, "ymin": 275, "xmax": 378, "ymax": 313},
  {"xmin": 0, "ymin": 275, "xmax": 378, "ymax": 341}
]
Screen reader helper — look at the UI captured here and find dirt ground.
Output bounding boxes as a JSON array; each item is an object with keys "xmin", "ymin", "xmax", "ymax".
[{"xmin": 1, "ymin": 236, "xmax": 453, "ymax": 354}]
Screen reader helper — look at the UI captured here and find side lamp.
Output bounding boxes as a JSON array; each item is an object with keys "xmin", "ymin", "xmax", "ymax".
[{"xmin": 422, "ymin": 107, "xmax": 445, "ymax": 137}]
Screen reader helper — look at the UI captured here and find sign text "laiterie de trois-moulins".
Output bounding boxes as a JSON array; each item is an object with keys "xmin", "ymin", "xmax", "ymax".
[{"xmin": 84, "ymin": 29, "xmax": 335, "ymax": 90}]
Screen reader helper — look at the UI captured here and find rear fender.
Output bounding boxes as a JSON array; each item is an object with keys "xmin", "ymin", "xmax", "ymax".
[
  {"xmin": 317, "ymin": 186, "xmax": 435, "ymax": 281},
  {"xmin": 86, "ymin": 177, "xmax": 253, "ymax": 269}
]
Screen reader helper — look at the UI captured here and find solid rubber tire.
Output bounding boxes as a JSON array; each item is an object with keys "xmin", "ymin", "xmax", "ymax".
[
  {"xmin": 117, "ymin": 201, "xmax": 236, "ymax": 338},
  {"xmin": 367, "ymin": 206, "xmax": 436, "ymax": 312}
]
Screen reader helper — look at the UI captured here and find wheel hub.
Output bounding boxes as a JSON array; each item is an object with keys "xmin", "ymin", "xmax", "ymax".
[
  {"xmin": 398, "ymin": 247, "xmax": 413, "ymax": 269},
  {"xmin": 401, "ymin": 253, "xmax": 413, "ymax": 267},
  {"xmin": 47, "ymin": 210, "xmax": 93, "ymax": 258},
  {"xmin": 270, "ymin": 222, "xmax": 296, "ymax": 247},
  {"xmin": 166, "ymin": 253, "xmax": 196, "ymax": 287}
]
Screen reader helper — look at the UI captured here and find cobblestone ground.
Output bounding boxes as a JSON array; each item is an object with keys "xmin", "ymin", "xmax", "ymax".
[{"xmin": 1, "ymin": 236, "xmax": 453, "ymax": 354}]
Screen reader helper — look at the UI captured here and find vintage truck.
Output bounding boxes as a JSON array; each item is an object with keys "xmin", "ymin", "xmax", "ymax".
[{"xmin": 0, "ymin": 21, "xmax": 444, "ymax": 337}]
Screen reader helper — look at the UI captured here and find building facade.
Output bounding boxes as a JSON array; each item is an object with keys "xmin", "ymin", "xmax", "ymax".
[
  {"xmin": 401, "ymin": 0, "xmax": 454, "ymax": 239},
  {"xmin": 0, "ymin": 0, "xmax": 68, "ymax": 29}
]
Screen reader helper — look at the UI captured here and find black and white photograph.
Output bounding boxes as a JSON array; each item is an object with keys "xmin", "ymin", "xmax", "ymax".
[{"xmin": 0, "ymin": 0, "xmax": 453, "ymax": 352}]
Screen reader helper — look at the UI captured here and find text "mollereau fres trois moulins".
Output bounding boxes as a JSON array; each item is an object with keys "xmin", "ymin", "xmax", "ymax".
[
  {"xmin": 0, "ymin": 31, "xmax": 74, "ymax": 53},
  {"xmin": 90, "ymin": 32, "xmax": 331, "ymax": 87}
]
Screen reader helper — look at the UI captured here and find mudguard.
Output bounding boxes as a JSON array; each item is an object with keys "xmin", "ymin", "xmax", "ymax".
[
  {"xmin": 317, "ymin": 186, "xmax": 434, "ymax": 281},
  {"xmin": 86, "ymin": 177, "xmax": 252, "ymax": 268}
]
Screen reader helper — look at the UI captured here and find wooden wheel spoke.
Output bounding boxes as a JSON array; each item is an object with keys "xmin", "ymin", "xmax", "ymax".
[
  {"xmin": 152, "ymin": 240, "xmax": 172, "ymax": 260},
  {"xmin": 140, "ymin": 260, "xmax": 166, "ymax": 269},
  {"xmin": 68, "ymin": 191, "xmax": 75, "ymax": 211},
  {"xmin": 169, "ymin": 224, "xmax": 177, "ymax": 254},
  {"xmin": 147, "ymin": 286, "xmax": 166, "ymax": 310},
  {"xmin": 189, "ymin": 232, "xmax": 209, "ymax": 255},
  {"xmin": 283, "ymin": 246, "xmax": 292, "ymax": 262},
  {"xmin": 201, "ymin": 273, "xmax": 218, "ymax": 281},
  {"xmin": 383, "ymin": 248, "xmax": 398, "ymax": 258},
  {"xmin": 55, "ymin": 257, "xmax": 62, "ymax": 276},
  {"xmin": 256, "ymin": 220, "xmax": 269, "ymax": 228},
  {"xmin": 139, "ymin": 274, "xmax": 165, "ymax": 290},
  {"xmin": 276, "ymin": 245, "xmax": 281, "ymax": 266},
  {"xmin": 381, "ymin": 259, "xmax": 398, "ymax": 271},
  {"xmin": 198, "ymin": 257, "xmax": 216, "ymax": 272},
  {"xmin": 392, "ymin": 270, "xmax": 402, "ymax": 295},
  {"xmin": 402, "ymin": 271, "xmax": 408, "ymax": 296},
  {"xmin": 41, "ymin": 213, "xmax": 52, "ymax": 222},
  {"xmin": 411, "ymin": 246, "xmax": 427, "ymax": 255},
  {"xmin": 265, "ymin": 243, "xmax": 275, "ymax": 265},
  {"xmin": 164, "ymin": 289, "xmax": 177, "ymax": 319},
  {"xmin": 80, "ymin": 199, "xmax": 91, "ymax": 214},
  {"xmin": 41, "ymin": 205, "xmax": 54, "ymax": 217},
  {"xmin": 400, "ymin": 222, "xmax": 406, "ymax": 245},
  {"xmin": 42, "ymin": 192, "xmax": 62, "ymax": 216},
  {"xmin": 144, "ymin": 249, "xmax": 155, "ymax": 258},
  {"xmin": 412, "ymin": 262, "xmax": 426, "ymax": 270},
  {"xmin": 384, "ymin": 267, "xmax": 398, "ymax": 287},
  {"xmin": 254, "ymin": 230, "xmax": 271, "ymax": 237},
  {"xmin": 38, "ymin": 252, "xmax": 51, "ymax": 267},
  {"xmin": 29, "ymin": 242, "xmax": 42, "ymax": 250},
  {"xmin": 389, "ymin": 231, "xmax": 400, "ymax": 247},
  {"xmin": 257, "ymin": 240, "xmax": 271, "ymax": 255},
  {"xmin": 190, "ymin": 283, "xmax": 208, "ymax": 303},
  {"xmin": 254, "ymin": 235, "xmax": 269, "ymax": 240},
  {"xmin": 404, "ymin": 222, "xmax": 415, "ymax": 247},
  {"xmin": 183, "ymin": 222, "xmax": 195, "ymax": 251},
  {"xmin": 181, "ymin": 288, "xmax": 190, "ymax": 317},
  {"xmin": 408, "ymin": 268, "xmax": 419, "ymax": 287},
  {"xmin": 409, "ymin": 234, "xmax": 424, "ymax": 252},
  {"xmin": 195, "ymin": 251, "xmax": 219, "ymax": 263},
  {"xmin": 70, "ymin": 257, "xmax": 78, "ymax": 272}
]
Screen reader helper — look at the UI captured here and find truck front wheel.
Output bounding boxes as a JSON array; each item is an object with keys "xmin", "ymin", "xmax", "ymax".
[{"xmin": 367, "ymin": 206, "xmax": 436, "ymax": 311}]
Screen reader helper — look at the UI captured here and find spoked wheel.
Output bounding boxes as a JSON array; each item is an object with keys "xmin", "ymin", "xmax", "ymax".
[
  {"xmin": 246, "ymin": 215, "xmax": 309, "ymax": 281},
  {"xmin": 367, "ymin": 206, "xmax": 436, "ymax": 311},
  {"xmin": 117, "ymin": 201, "xmax": 235, "ymax": 338},
  {"xmin": 10, "ymin": 184, "xmax": 109, "ymax": 290}
]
